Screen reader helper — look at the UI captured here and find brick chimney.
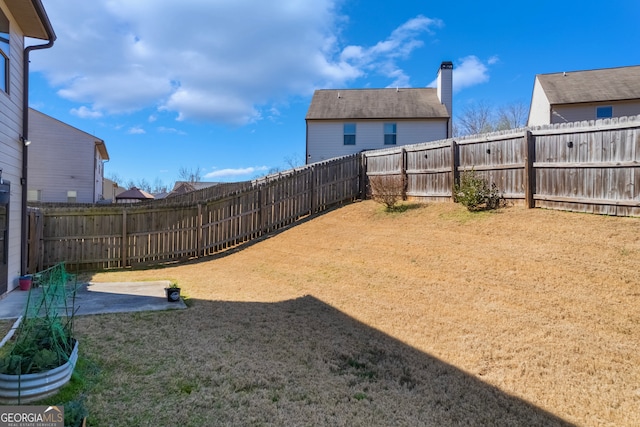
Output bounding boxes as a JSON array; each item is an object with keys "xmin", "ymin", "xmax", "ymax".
[{"xmin": 437, "ymin": 61, "xmax": 453, "ymax": 137}]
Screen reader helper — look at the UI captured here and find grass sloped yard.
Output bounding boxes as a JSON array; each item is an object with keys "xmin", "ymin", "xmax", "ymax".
[{"xmin": 75, "ymin": 201, "xmax": 639, "ymax": 426}]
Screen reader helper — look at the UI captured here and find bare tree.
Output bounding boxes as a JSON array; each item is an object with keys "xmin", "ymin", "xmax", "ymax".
[
  {"xmin": 456, "ymin": 101, "xmax": 495, "ymax": 136},
  {"xmin": 455, "ymin": 100, "xmax": 530, "ymax": 136},
  {"xmin": 107, "ymin": 173, "xmax": 123, "ymax": 186},
  {"xmin": 123, "ymin": 178, "xmax": 152, "ymax": 192},
  {"xmin": 151, "ymin": 177, "xmax": 168, "ymax": 193},
  {"xmin": 496, "ymin": 102, "xmax": 528, "ymax": 131},
  {"xmin": 136, "ymin": 178, "xmax": 151, "ymax": 192},
  {"xmin": 178, "ymin": 166, "xmax": 202, "ymax": 183},
  {"xmin": 283, "ymin": 153, "xmax": 303, "ymax": 169}
]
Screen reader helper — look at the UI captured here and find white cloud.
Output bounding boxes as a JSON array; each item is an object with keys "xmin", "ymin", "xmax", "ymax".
[
  {"xmin": 157, "ymin": 126, "xmax": 186, "ymax": 135},
  {"xmin": 341, "ymin": 15, "xmax": 443, "ymax": 88},
  {"xmin": 70, "ymin": 106, "xmax": 103, "ymax": 118},
  {"xmin": 452, "ymin": 56, "xmax": 491, "ymax": 92},
  {"xmin": 428, "ymin": 55, "xmax": 493, "ymax": 93},
  {"xmin": 205, "ymin": 166, "xmax": 269, "ymax": 179},
  {"xmin": 30, "ymin": 1, "xmax": 441, "ymax": 125},
  {"xmin": 127, "ymin": 127, "xmax": 146, "ymax": 134}
]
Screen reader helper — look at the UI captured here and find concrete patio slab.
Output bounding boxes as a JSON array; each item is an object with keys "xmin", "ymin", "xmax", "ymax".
[{"xmin": 0, "ymin": 281, "xmax": 186, "ymax": 320}]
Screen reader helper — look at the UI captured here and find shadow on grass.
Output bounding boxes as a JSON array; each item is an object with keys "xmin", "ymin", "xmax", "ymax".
[
  {"xmin": 381, "ymin": 202, "xmax": 425, "ymax": 213},
  {"xmin": 76, "ymin": 295, "xmax": 576, "ymax": 426}
]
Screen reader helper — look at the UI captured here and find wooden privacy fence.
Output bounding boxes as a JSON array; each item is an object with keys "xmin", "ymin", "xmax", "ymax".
[
  {"xmin": 27, "ymin": 115, "xmax": 640, "ymax": 273},
  {"xmin": 364, "ymin": 115, "xmax": 640, "ymax": 217},
  {"xmin": 29, "ymin": 155, "xmax": 361, "ymax": 272}
]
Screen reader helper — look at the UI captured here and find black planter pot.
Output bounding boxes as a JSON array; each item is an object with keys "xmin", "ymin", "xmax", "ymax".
[{"xmin": 165, "ymin": 287, "xmax": 181, "ymax": 302}]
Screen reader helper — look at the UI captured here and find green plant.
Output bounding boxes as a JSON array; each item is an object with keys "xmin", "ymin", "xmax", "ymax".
[
  {"xmin": 64, "ymin": 397, "xmax": 88, "ymax": 427},
  {"xmin": 0, "ymin": 263, "xmax": 77, "ymax": 375},
  {"xmin": 454, "ymin": 169, "xmax": 503, "ymax": 211},
  {"xmin": 168, "ymin": 281, "xmax": 180, "ymax": 288}
]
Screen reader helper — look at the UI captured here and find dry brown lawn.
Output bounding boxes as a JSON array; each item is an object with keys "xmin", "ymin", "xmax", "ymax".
[{"xmin": 74, "ymin": 201, "xmax": 639, "ymax": 426}]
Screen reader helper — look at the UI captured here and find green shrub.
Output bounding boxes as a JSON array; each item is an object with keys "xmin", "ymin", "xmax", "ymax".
[{"xmin": 454, "ymin": 169, "xmax": 503, "ymax": 211}]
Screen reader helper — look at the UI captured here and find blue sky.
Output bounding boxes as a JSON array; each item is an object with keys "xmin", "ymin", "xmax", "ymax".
[{"xmin": 28, "ymin": 0, "xmax": 640, "ymax": 188}]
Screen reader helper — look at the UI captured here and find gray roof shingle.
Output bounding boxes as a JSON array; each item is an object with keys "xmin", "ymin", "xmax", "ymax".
[
  {"xmin": 537, "ymin": 65, "xmax": 640, "ymax": 105},
  {"xmin": 305, "ymin": 88, "xmax": 449, "ymax": 120}
]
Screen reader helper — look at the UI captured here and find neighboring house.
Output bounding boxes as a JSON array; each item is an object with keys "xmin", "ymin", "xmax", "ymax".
[
  {"xmin": 102, "ymin": 177, "xmax": 126, "ymax": 203},
  {"xmin": 166, "ymin": 181, "xmax": 219, "ymax": 198},
  {"xmin": 0, "ymin": 0, "xmax": 55, "ymax": 295},
  {"xmin": 527, "ymin": 65, "xmax": 640, "ymax": 126},
  {"xmin": 27, "ymin": 109, "xmax": 109, "ymax": 203},
  {"xmin": 305, "ymin": 61, "xmax": 453, "ymax": 164},
  {"xmin": 115, "ymin": 187, "xmax": 154, "ymax": 203}
]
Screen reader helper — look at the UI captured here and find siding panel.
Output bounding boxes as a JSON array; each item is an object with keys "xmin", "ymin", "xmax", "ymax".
[
  {"xmin": 307, "ymin": 119, "xmax": 447, "ymax": 164},
  {"xmin": 0, "ymin": 8, "xmax": 26, "ymax": 292},
  {"xmin": 28, "ymin": 109, "xmax": 103, "ymax": 203}
]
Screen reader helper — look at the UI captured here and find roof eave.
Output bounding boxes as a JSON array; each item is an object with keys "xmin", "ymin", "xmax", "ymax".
[
  {"xmin": 95, "ymin": 140, "xmax": 109, "ymax": 161},
  {"xmin": 5, "ymin": 0, "xmax": 56, "ymax": 41},
  {"xmin": 550, "ymin": 97, "xmax": 640, "ymax": 107}
]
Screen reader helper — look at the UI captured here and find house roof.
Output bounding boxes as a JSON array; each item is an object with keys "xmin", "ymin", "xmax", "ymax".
[
  {"xmin": 5, "ymin": 0, "xmax": 55, "ymax": 40},
  {"xmin": 115, "ymin": 187, "xmax": 154, "ymax": 200},
  {"xmin": 537, "ymin": 65, "xmax": 640, "ymax": 105},
  {"xmin": 305, "ymin": 88, "xmax": 449, "ymax": 120},
  {"xmin": 167, "ymin": 181, "xmax": 220, "ymax": 198}
]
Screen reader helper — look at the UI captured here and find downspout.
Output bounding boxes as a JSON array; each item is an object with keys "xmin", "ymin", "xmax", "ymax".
[{"xmin": 21, "ymin": 0, "xmax": 56, "ymax": 275}]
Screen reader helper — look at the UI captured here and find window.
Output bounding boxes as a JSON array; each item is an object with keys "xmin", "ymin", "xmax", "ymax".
[
  {"xmin": 384, "ymin": 123, "xmax": 397, "ymax": 145},
  {"xmin": 343, "ymin": 123, "xmax": 356, "ymax": 145},
  {"xmin": 67, "ymin": 190, "xmax": 77, "ymax": 203},
  {"xmin": 0, "ymin": 9, "xmax": 9, "ymax": 94},
  {"xmin": 27, "ymin": 190, "xmax": 42, "ymax": 202},
  {"xmin": 596, "ymin": 106, "xmax": 613, "ymax": 119}
]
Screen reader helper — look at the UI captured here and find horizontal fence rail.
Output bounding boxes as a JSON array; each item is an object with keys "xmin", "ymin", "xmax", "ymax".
[
  {"xmin": 364, "ymin": 115, "xmax": 640, "ymax": 216},
  {"xmin": 30, "ymin": 155, "xmax": 361, "ymax": 272}
]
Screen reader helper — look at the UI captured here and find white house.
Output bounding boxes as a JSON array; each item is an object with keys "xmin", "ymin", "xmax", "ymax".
[
  {"xmin": 305, "ymin": 61, "xmax": 453, "ymax": 164},
  {"xmin": 527, "ymin": 65, "xmax": 640, "ymax": 126},
  {"xmin": 27, "ymin": 108, "xmax": 109, "ymax": 203},
  {"xmin": 0, "ymin": 0, "xmax": 55, "ymax": 295}
]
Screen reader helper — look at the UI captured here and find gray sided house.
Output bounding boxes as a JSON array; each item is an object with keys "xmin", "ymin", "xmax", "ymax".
[
  {"xmin": 28, "ymin": 108, "xmax": 109, "ymax": 203},
  {"xmin": 0, "ymin": 0, "xmax": 55, "ymax": 295},
  {"xmin": 527, "ymin": 65, "xmax": 640, "ymax": 126},
  {"xmin": 305, "ymin": 61, "xmax": 453, "ymax": 164}
]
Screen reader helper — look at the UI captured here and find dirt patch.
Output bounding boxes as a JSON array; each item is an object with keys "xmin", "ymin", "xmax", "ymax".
[{"xmin": 79, "ymin": 201, "xmax": 640, "ymax": 426}]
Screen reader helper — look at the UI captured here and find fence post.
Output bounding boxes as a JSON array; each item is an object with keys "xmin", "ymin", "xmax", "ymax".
[
  {"xmin": 256, "ymin": 187, "xmax": 263, "ymax": 236},
  {"xmin": 197, "ymin": 202, "xmax": 203, "ymax": 258},
  {"xmin": 310, "ymin": 165, "xmax": 317, "ymax": 214},
  {"xmin": 121, "ymin": 208, "xmax": 128, "ymax": 268},
  {"xmin": 358, "ymin": 153, "xmax": 367, "ymax": 200},
  {"xmin": 451, "ymin": 139, "xmax": 459, "ymax": 201},
  {"xmin": 401, "ymin": 148, "xmax": 408, "ymax": 200},
  {"xmin": 524, "ymin": 130, "xmax": 535, "ymax": 208}
]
